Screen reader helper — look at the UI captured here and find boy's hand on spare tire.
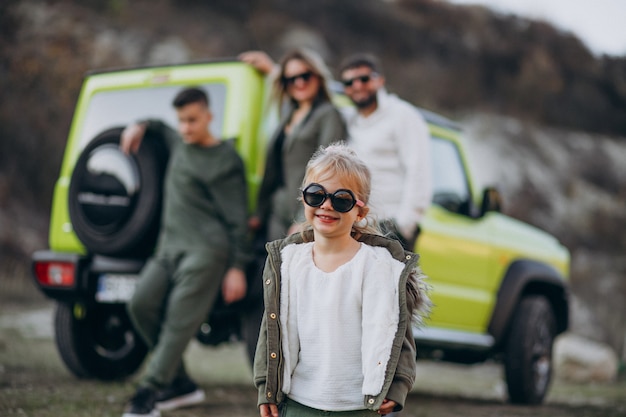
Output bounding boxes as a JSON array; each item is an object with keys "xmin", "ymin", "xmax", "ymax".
[{"xmin": 121, "ymin": 122, "xmax": 147, "ymax": 154}]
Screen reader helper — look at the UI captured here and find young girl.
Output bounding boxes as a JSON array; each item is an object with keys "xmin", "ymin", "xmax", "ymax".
[{"xmin": 253, "ymin": 144, "xmax": 430, "ymax": 417}]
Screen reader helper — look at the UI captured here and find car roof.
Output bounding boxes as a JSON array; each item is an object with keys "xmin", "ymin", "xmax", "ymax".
[{"xmin": 86, "ymin": 59, "xmax": 461, "ymax": 132}]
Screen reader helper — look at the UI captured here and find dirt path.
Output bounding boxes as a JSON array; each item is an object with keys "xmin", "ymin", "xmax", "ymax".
[{"xmin": 1, "ymin": 302, "xmax": 625, "ymax": 417}]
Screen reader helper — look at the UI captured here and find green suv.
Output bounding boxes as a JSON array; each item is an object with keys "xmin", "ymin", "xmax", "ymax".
[{"xmin": 32, "ymin": 60, "xmax": 570, "ymax": 405}]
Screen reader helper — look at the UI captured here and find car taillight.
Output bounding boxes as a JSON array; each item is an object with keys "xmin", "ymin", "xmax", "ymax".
[{"xmin": 34, "ymin": 261, "xmax": 76, "ymax": 287}]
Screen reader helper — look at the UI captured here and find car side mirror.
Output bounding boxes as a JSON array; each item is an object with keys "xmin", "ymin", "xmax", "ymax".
[{"xmin": 481, "ymin": 186, "xmax": 503, "ymax": 215}]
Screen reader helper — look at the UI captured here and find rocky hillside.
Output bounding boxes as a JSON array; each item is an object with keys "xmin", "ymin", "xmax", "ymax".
[{"xmin": 1, "ymin": 0, "xmax": 625, "ymax": 358}]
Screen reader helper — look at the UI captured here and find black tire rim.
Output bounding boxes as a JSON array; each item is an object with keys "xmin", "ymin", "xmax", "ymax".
[
  {"xmin": 91, "ymin": 309, "xmax": 139, "ymax": 360},
  {"xmin": 531, "ymin": 318, "xmax": 553, "ymax": 396}
]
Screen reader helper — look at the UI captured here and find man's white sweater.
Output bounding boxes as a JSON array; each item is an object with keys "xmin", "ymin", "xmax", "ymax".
[{"xmin": 343, "ymin": 89, "xmax": 432, "ymax": 239}]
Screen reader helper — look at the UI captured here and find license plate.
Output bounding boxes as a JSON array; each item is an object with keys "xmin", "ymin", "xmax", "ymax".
[{"xmin": 96, "ymin": 274, "xmax": 138, "ymax": 303}]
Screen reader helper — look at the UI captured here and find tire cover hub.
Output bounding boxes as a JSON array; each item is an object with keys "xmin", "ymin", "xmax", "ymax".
[{"xmin": 76, "ymin": 144, "xmax": 139, "ymax": 233}]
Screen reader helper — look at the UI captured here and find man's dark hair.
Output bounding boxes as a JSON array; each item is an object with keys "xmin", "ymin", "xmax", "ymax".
[
  {"xmin": 338, "ymin": 53, "xmax": 383, "ymax": 76},
  {"xmin": 172, "ymin": 87, "xmax": 210, "ymax": 108}
]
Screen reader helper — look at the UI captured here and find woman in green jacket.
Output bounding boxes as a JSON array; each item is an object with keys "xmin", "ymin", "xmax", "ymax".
[{"xmin": 241, "ymin": 48, "xmax": 348, "ymax": 241}]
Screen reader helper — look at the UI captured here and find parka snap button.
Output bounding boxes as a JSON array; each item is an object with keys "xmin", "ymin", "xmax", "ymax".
[
  {"xmin": 270, "ymin": 313, "xmax": 277, "ymax": 319},
  {"xmin": 270, "ymin": 352, "xmax": 277, "ymax": 359},
  {"xmin": 405, "ymin": 255, "xmax": 411, "ymax": 260},
  {"xmin": 368, "ymin": 398, "xmax": 375, "ymax": 404},
  {"xmin": 265, "ymin": 279, "xmax": 271, "ymax": 285}
]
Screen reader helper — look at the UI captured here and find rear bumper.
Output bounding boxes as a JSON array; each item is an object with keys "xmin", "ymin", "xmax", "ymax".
[{"xmin": 31, "ymin": 250, "xmax": 144, "ymax": 303}]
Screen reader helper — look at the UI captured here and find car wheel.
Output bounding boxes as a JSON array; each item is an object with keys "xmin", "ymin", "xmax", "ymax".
[
  {"xmin": 54, "ymin": 301, "xmax": 148, "ymax": 380},
  {"xmin": 68, "ymin": 127, "xmax": 168, "ymax": 257},
  {"xmin": 504, "ymin": 295, "xmax": 557, "ymax": 404}
]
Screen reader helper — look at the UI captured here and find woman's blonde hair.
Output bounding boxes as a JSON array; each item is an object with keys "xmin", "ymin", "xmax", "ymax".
[
  {"xmin": 272, "ymin": 48, "xmax": 333, "ymax": 110},
  {"xmin": 299, "ymin": 143, "xmax": 381, "ymax": 240}
]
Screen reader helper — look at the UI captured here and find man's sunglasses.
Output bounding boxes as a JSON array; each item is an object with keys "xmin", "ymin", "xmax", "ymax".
[
  {"xmin": 341, "ymin": 73, "xmax": 378, "ymax": 87},
  {"xmin": 302, "ymin": 183, "xmax": 364, "ymax": 213},
  {"xmin": 282, "ymin": 71, "xmax": 314, "ymax": 86}
]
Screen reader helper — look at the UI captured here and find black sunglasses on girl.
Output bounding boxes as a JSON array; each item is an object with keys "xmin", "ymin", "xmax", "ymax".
[
  {"xmin": 301, "ymin": 183, "xmax": 364, "ymax": 213},
  {"xmin": 341, "ymin": 72, "xmax": 378, "ymax": 87},
  {"xmin": 282, "ymin": 71, "xmax": 314, "ymax": 86}
]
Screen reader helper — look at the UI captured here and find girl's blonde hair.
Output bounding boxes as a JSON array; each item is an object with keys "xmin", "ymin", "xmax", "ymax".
[
  {"xmin": 272, "ymin": 48, "xmax": 333, "ymax": 110},
  {"xmin": 299, "ymin": 143, "xmax": 381, "ymax": 240}
]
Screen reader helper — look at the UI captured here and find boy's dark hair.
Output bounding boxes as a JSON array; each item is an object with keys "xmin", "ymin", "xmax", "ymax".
[
  {"xmin": 172, "ymin": 87, "xmax": 210, "ymax": 108},
  {"xmin": 338, "ymin": 53, "xmax": 383, "ymax": 76}
]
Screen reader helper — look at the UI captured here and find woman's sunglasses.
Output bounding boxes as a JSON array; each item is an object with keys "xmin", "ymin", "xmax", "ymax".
[
  {"xmin": 301, "ymin": 183, "xmax": 364, "ymax": 213},
  {"xmin": 341, "ymin": 72, "xmax": 378, "ymax": 87},
  {"xmin": 282, "ymin": 71, "xmax": 314, "ymax": 86}
]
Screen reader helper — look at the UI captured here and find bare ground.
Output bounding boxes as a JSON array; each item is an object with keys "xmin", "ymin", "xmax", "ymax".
[{"xmin": 1, "ymin": 288, "xmax": 625, "ymax": 417}]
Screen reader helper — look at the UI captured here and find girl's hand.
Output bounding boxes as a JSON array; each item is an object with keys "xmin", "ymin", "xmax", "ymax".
[
  {"xmin": 378, "ymin": 398, "xmax": 397, "ymax": 415},
  {"xmin": 259, "ymin": 403, "xmax": 279, "ymax": 417}
]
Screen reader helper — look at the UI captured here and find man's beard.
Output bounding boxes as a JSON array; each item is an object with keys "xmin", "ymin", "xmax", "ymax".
[{"xmin": 353, "ymin": 92, "xmax": 377, "ymax": 109}]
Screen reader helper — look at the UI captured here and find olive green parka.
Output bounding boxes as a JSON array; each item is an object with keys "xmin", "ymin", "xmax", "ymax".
[{"xmin": 253, "ymin": 231, "xmax": 430, "ymax": 412}]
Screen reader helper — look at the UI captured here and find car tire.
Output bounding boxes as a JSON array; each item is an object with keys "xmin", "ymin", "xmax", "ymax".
[
  {"xmin": 54, "ymin": 301, "xmax": 148, "ymax": 380},
  {"xmin": 68, "ymin": 127, "xmax": 168, "ymax": 258},
  {"xmin": 194, "ymin": 298, "xmax": 263, "ymax": 366},
  {"xmin": 504, "ymin": 295, "xmax": 557, "ymax": 404}
]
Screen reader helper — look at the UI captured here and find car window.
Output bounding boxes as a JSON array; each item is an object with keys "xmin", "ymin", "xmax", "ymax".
[
  {"xmin": 431, "ymin": 136, "xmax": 471, "ymax": 214},
  {"xmin": 78, "ymin": 83, "xmax": 227, "ymax": 149}
]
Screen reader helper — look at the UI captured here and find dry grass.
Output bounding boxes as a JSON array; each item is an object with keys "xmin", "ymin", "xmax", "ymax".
[{"xmin": 2, "ymin": 293, "xmax": 626, "ymax": 417}]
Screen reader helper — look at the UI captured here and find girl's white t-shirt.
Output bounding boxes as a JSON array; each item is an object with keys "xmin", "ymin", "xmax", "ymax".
[{"xmin": 279, "ymin": 241, "xmax": 404, "ymax": 411}]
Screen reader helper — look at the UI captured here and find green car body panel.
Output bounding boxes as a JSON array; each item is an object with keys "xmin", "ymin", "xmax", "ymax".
[
  {"xmin": 49, "ymin": 62, "xmax": 267, "ymax": 253},
  {"xmin": 416, "ymin": 124, "xmax": 569, "ymax": 344}
]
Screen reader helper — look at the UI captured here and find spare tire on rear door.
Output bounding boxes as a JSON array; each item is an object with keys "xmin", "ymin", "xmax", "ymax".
[{"xmin": 68, "ymin": 127, "xmax": 169, "ymax": 258}]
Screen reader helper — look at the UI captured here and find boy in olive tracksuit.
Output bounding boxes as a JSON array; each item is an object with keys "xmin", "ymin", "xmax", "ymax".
[{"xmin": 121, "ymin": 87, "xmax": 250, "ymax": 417}]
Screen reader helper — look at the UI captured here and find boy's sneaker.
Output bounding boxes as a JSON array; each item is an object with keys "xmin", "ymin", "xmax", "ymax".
[
  {"xmin": 122, "ymin": 386, "xmax": 160, "ymax": 417},
  {"xmin": 155, "ymin": 377, "xmax": 206, "ymax": 411}
]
